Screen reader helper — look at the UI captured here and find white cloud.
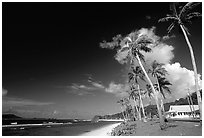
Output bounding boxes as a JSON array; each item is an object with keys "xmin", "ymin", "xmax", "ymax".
[
  {"xmin": 2, "ymin": 88, "xmax": 8, "ymax": 96},
  {"xmin": 105, "ymin": 82, "xmax": 129, "ymax": 97},
  {"xmin": 138, "ymin": 26, "xmax": 160, "ymax": 43},
  {"xmin": 142, "ymin": 43, "xmax": 174, "ymax": 65},
  {"xmin": 164, "ymin": 62, "xmax": 202, "ymax": 99}
]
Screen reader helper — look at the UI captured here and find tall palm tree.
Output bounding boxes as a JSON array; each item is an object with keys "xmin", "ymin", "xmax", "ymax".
[
  {"xmin": 100, "ymin": 31, "xmax": 166, "ymax": 129},
  {"xmin": 158, "ymin": 2, "xmax": 202, "ymax": 121},
  {"xmin": 129, "ymin": 66, "xmax": 147, "ymax": 121}
]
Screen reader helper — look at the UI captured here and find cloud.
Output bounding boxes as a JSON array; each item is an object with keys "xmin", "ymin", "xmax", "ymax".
[
  {"xmin": 138, "ymin": 26, "xmax": 160, "ymax": 43},
  {"xmin": 164, "ymin": 62, "xmax": 202, "ymax": 99},
  {"xmin": 105, "ymin": 82, "xmax": 129, "ymax": 97},
  {"xmin": 162, "ymin": 35, "xmax": 176, "ymax": 40},
  {"xmin": 2, "ymin": 88, "xmax": 8, "ymax": 96},
  {"xmin": 91, "ymin": 82, "xmax": 105, "ymax": 89},
  {"xmin": 87, "ymin": 78, "xmax": 105, "ymax": 89},
  {"xmin": 67, "ymin": 83, "xmax": 96, "ymax": 96},
  {"xmin": 142, "ymin": 43, "xmax": 174, "ymax": 65}
]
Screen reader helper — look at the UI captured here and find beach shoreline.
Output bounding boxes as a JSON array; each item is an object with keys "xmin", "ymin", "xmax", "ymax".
[{"xmin": 79, "ymin": 122, "xmax": 122, "ymax": 136}]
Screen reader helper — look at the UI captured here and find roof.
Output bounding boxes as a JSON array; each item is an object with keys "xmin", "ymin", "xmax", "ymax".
[{"xmin": 168, "ymin": 105, "xmax": 199, "ymax": 113}]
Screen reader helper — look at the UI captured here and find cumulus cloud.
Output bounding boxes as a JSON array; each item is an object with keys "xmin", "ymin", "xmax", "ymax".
[
  {"xmin": 142, "ymin": 43, "xmax": 174, "ymax": 65},
  {"xmin": 2, "ymin": 88, "xmax": 8, "ymax": 96},
  {"xmin": 138, "ymin": 26, "xmax": 160, "ymax": 43},
  {"xmin": 105, "ymin": 82, "xmax": 129, "ymax": 97},
  {"xmin": 164, "ymin": 62, "xmax": 202, "ymax": 99}
]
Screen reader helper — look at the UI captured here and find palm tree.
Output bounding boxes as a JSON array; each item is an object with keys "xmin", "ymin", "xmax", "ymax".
[
  {"xmin": 100, "ymin": 31, "xmax": 166, "ymax": 129},
  {"xmin": 128, "ymin": 95, "xmax": 138, "ymax": 121},
  {"xmin": 123, "ymin": 97, "xmax": 131, "ymax": 121},
  {"xmin": 117, "ymin": 99, "xmax": 126, "ymax": 121},
  {"xmin": 148, "ymin": 60, "xmax": 169, "ymax": 115},
  {"xmin": 129, "ymin": 86, "xmax": 141, "ymax": 121},
  {"xmin": 129, "ymin": 66, "xmax": 147, "ymax": 121},
  {"xmin": 157, "ymin": 76, "xmax": 172, "ymax": 113},
  {"xmin": 158, "ymin": 2, "xmax": 202, "ymax": 121}
]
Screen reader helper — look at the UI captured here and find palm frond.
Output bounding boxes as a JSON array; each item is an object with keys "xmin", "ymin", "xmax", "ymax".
[
  {"xmin": 158, "ymin": 16, "xmax": 178, "ymax": 23},
  {"xmin": 186, "ymin": 12, "xmax": 202, "ymax": 20},
  {"xmin": 128, "ymin": 72, "xmax": 134, "ymax": 83},
  {"xmin": 135, "ymin": 51, "xmax": 145, "ymax": 63},
  {"xmin": 179, "ymin": 2, "xmax": 201, "ymax": 18},
  {"xmin": 167, "ymin": 22, "xmax": 176, "ymax": 34},
  {"xmin": 170, "ymin": 3, "xmax": 179, "ymax": 16},
  {"xmin": 139, "ymin": 44, "xmax": 152, "ymax": 53}
]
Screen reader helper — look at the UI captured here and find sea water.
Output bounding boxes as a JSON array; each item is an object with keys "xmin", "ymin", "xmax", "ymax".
[{"xmin": 2, "ymin": 121, "xmax": 120, "ymax": 136}]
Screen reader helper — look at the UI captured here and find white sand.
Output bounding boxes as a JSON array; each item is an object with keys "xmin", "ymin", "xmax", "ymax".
[{"xmin": 79, "ymin": 123, "xmax": 121, "ymax": 136}]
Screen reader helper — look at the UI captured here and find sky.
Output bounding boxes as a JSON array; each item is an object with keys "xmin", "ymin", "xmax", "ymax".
[{"xmin": 2, "ymin": 2, "xmax": 202, "ymax": 119}]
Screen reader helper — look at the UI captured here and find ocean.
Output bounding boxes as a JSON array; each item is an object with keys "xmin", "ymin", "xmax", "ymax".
[{"xmin": 2, "ymin": 120, "xmax": 121, "ymax": 136}]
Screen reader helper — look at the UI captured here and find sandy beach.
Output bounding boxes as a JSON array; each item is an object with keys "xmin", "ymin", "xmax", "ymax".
[{"xmin": 79, "ymin": 122, "xmax": 121, "ymax": 136}]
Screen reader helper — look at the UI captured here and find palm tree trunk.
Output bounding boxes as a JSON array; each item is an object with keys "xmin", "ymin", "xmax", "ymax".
[
  {"xmin": 156, "ymin": 77, "xmax": 165, "ymax": 114},
  {"xmin": 120, "ymin": 106, "xmax": 126, "ymax": 121},
  {"xmin": 124, "ymin": 106, "xmax": 128, "ymax": 121},
  {"xmin": 187, "ymin": 95, "xmax": 194, "ymax": 118},
  {"xmin": 135, "ymin": 54, "xmax": 165, "ymax": 129},
  {"xmin": 188, "ymin": 92, "xmax": 196, "ymax": 118},
  {"xmin": 180, "ymin": 24, "xmax": 202, "ymax": 122},
  {"xmin": 138, "ymin": 84, "xmax": 147, "ymax": 121},
  {"xmin": 134, "ymin": 96, "xmax": 141, "ymax": 120}
]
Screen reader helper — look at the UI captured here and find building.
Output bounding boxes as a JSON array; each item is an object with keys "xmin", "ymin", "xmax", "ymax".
[{"xmin": 166, "ymin": 105, "xmax": 200, "ymax": 119}]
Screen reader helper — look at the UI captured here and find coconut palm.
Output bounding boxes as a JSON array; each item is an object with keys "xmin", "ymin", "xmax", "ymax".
[
  {"xmin": 158, "ymin": 2, "xmax": 202, "ymax": 121},
  {"xmin": 129, "ymin": 66, "xmax": 147, "ymax": 121},
  {"xmin": 148, "ymin": 60, "xmax": 170, "ymax": 115},
  {"xmin": 100, "ymin": 31, "xmax": 166, "ymax": 129},
  {"xmin": 156, "ymin": 76, "xmax": 172, "ymax": 113},
  {"xmin": 157, "ymin": 76, "xmax": 172, "ymax": 99}
]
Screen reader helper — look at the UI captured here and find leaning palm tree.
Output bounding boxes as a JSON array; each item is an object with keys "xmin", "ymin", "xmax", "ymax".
[
  {"xmin": 100, "ymin": 31, "xmax": 166, "ymax": 129},
  {"xmin": 129, "ymin": 66, "xmax": 147, "ymax": 121},
  {"xmin": 158, "ymin": 2, "xmax": 202, "ymax": 121}
]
